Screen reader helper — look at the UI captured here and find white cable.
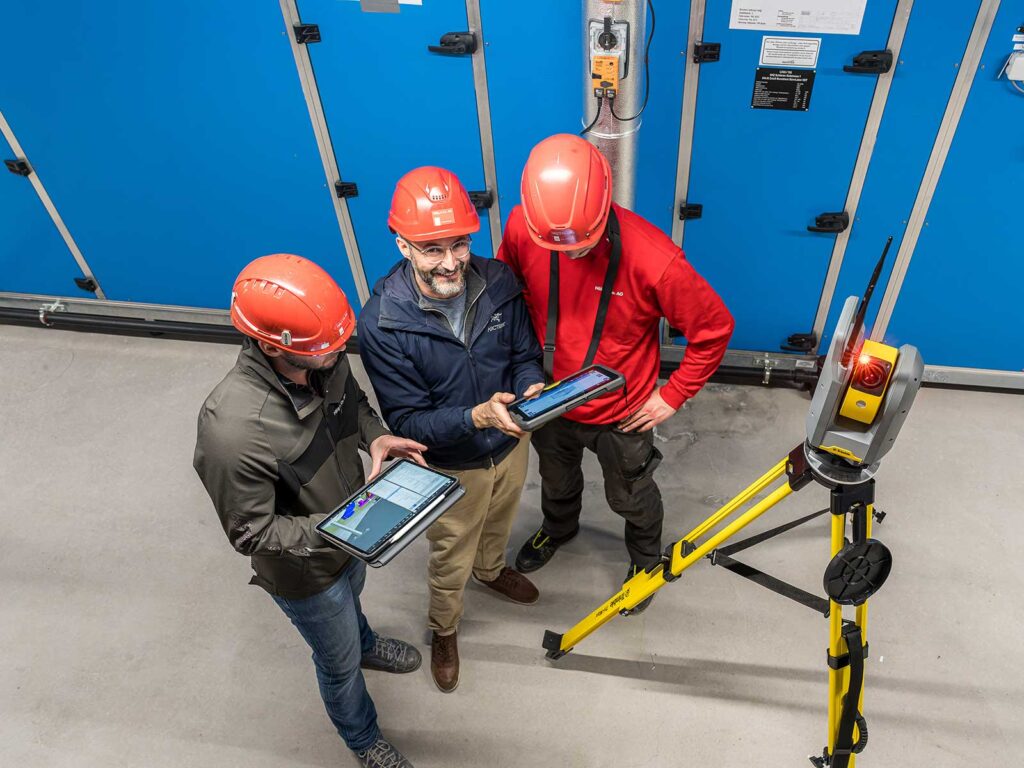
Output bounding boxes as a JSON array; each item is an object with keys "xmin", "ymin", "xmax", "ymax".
[{"xmin": 1013, "ymin": 79, "xmax": 1024, "ymax": 95}]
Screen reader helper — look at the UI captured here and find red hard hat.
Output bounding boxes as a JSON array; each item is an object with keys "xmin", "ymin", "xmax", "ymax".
[
  {"xmin": 520, "ymin": 134, "xmax": 613, "ymax": 251},
  {"xmin": 388, "ymin": 166, "xmax": 480, "ymax": 241},
  {"xmin": 230, "ymin": 254, "xmax": 355, "ymax": 355}
]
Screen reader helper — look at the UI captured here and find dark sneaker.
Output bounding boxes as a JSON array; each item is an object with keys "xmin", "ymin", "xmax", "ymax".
[
  {"xmin": 620, "ymin": 563, "xmax": 656, "ymax": 617},
  {"xmin": 472, "ymin": 567, "xmax": 540, "ymax": 604},
  {"xmin": 355, "ymin": 737, "xmax": 413, "ymax": 768},
  {"xmin": 430, "ymin": 630, "xmax": 459, "ymax": 693},
  {"xmin": 514, "ymin": 526, "xmax": 579, "ymax": 573},
  {"xmin": 361, "ymin": 634, "xmax": 422, "ymax": 674}
]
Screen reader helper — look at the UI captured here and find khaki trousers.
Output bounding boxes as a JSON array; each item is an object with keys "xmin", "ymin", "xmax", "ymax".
[{"xmin": 426, "ymin": 436, "xmax": 531, "ymax": 635}]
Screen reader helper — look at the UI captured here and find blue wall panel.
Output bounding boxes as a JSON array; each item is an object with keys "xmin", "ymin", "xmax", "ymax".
[
  {"xmin": 483, "ymin": 1, "xmax": 581, "ymax": 234},
  {"xmin": 681, "ymin": 0, "xmax": 898, "ymax": 352},
  {"xmin": 0, "ymin": 130, "xmax": 88, "ymax": 297},
  {"xmin": 885, "ymin": 4, "xmax": 1024, "ymax": 372},
  {"xmin": 301, "ymin": 0, "xmax": 492, "ymax": 288},
  {"xmin": 820, "ymin": 1, "xmax": 983, "ymax": 351},
  {"xmin": 0, "ymin": 1, "xmax": 357, "ymax": 309},
  {"xmin": 483, "ymin": 1, "xmax": 688, "ymax": 237}
]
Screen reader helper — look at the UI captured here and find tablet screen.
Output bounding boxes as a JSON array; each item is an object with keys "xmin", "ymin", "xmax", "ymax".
[
  {"xmin": 514, "ymin": 367, "xmax": 615, "ymax": 420},
  {"xmin": 318, "ymin": 462, "xmax": 457, "ymax": 555}
]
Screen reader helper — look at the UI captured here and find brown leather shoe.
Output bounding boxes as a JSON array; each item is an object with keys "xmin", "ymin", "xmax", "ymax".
[
  {"xmin": 430, "ymin": 630, "xmax": 459, "ymax": 693},
  {"xmin": 472, "ymin": 567, "xmax": 539, "ymax": 605}
]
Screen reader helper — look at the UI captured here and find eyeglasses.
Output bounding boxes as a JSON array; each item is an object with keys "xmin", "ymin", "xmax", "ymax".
[{"xmin": 401, "ymin": 236, "xmax": 472, "ymax": 263}]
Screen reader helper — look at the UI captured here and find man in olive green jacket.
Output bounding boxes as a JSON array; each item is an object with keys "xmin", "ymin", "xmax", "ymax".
[{"xmin": 194, "ymin": 254, "xmax": 426, "ymax": 768}]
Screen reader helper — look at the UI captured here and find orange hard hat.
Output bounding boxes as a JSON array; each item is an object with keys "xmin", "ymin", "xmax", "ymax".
[
  {"xmin": 230, "ymin": 254, "xmax": 355, "ymax": 355},
  {"xmin": 520, "ymin": 134, "xmax": 613, "ymax": 251},
  {"xmin": 388, "ymin": 166, "xmax": 480, "ymax": 241}
]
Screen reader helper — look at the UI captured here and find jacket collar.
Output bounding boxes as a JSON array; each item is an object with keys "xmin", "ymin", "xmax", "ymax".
[
  {"xmin": 375, "ymin": 256, "xmax": 516, "ymax": 340},
  {"xmin": 237, "ymin": 338, "xmax": 345, "ymax": 419}
]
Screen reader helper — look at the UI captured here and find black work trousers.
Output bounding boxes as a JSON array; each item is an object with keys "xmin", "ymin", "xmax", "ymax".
[{"xmin": 531, "ymin": 417, "xmax": 664, "ymax": 568}]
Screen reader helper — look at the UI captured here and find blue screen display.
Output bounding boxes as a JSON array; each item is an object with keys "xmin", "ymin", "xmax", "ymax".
[{"xmin": 515, "ymin": 369, "xmax": 613, "ymax": 419}]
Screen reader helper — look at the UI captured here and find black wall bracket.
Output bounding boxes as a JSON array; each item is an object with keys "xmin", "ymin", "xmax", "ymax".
[
  {"xmin": 693, "ymin": 42, "xmax": 721, "ymax": 63},
  {"xmin": 678, "ymin": 202, "xmax": 703, "ymax": 221},
  {"xmin": 844, "ymin": 49, "xmax": 893, "ymax": 75},
  {"xmin": 334, "ymin": 181, "xmax": 359, "ymax": 199},
  {"xmin": 808, "ymin": 211, "xmax": 850, "ymax": 234},
  {"xmin": 5, "ymin": 158, "xmax": 32, "ymax": 176},
  {"xmin": 428, "ymin": 32, "xmax": 477, "ymax": 56},
  {"xmin": 468, "ymin": 189, "xmax": 493, "ymax": 209},
  {"xmin": 293, "ymin": 24, "xmax": 321, "ymax": 44}
]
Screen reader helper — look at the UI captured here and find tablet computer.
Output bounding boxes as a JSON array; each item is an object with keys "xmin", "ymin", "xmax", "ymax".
[
  {"xmin": 316, "ymin": 459, "xmax": 463, "ymax": 566},
  {"xmin": 509, "ymin": 364, "xmax": 625, "ymax": 431}
]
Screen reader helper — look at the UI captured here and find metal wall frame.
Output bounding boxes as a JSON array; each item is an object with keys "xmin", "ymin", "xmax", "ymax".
[
  {"xmin": 466, "ymin": 0, "xmax": 502, "ymax": 255},
  {"xmin": 0, "ymin": 110, "xmax": 105, "ymax": 299},
  {"xmin": 810, "ymin": 0, "xmax": 915, "ymax": 347},
  {"xmin": 279, "ymin": 0, "xmax": 371, "ymax": 304},
  {"xmin": 669, "ymin": 0, "xmax": 706, "ymax": 248},
  {"xmin": 0, "ymin": 291, "xmax": 230, "ymax": 325},
  {"xmin": 871, "ymin": 0, "xmax": 1001, "ymax": 340}
]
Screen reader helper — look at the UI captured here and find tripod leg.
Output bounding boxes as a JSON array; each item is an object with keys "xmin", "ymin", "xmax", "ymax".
[
  {"xmin": 847, "ymin": 506, "xmax": 874, "ymax": 768},
  {"xmin": 544, "ymin": 470, "xmax": 794, "ymax": 659},
  {"xmin": 827, "ymin": 511, "xmax": 846, "ymax": 756}
]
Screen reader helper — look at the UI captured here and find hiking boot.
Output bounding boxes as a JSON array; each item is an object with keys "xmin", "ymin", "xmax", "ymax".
[
  {"xmin": 430, "ymin": 630, "xmax": 459, "ymax": 693},
  {"xmin": 621, "ymin": 562, "xmax": 656, "ymax": 616},
  {"xmin": 355, "ymin": 737, "xmax": 413, "ymax": 768},
  {"xmin": 514, "ymin": 526, "xmax": 579, "ymax": 573},
  {"xmin": 472, "ymin": 567, "xmax": 539, "ymax": 604},
  {"xmin": 361, "ymin": 634, "xmax": 422, "ymax": 674}
]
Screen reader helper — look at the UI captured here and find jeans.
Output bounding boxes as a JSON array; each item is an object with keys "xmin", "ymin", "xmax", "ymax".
[{"xmin": 272, "ymin": 559, "xmax": 380, "ymax": 752}]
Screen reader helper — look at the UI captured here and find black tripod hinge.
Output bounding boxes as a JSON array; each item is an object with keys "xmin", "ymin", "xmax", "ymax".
[
  {"xmin": 830, "ymin": 480, "xmax": 875, "ymax": 516},
  {"xmin": 787, "ymin": 444, "xmax": 813, "ymax": 490}
]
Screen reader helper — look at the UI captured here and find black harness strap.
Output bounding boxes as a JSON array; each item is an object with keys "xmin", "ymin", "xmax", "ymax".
[
  {"xmin": 543, "ymin": 208, "xmax": 622, "ymax": 380},
  {"xmin": 830, "ymin": 623, "xmax": 866, "ymax": 768}
]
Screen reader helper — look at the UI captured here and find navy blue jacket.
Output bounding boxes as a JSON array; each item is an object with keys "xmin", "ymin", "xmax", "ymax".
[{"xmin": 358, "ymin": 256, "xmax": 544, "ymax": 470}]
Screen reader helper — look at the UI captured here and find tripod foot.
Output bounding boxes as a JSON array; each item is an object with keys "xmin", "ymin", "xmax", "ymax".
[{"xmin": 542, "ymin": 630, "xmax": 570, "ymax": 660}]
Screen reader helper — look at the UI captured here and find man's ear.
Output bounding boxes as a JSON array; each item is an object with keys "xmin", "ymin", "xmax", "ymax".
[
  {"xmin": 258, "ymin": 340, "xmax": 282, "ymax": 358},
  {"xmin": 396, "ymin": 236, "xmax": 412, "ymax": 260}
]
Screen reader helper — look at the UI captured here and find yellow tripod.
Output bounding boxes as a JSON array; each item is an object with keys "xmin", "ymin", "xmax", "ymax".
[{"xmin": 543, "ymin": 443, "xmax": 888, "ymax": 768}]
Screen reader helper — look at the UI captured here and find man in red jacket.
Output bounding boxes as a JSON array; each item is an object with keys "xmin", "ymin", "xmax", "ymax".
[{"xmin": 498, "ymin": 134, "xmax": 734, "ymax": 613}]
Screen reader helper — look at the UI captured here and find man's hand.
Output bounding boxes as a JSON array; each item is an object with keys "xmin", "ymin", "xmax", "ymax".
[
  {"xmin": 523, "ymin": 382, "xmax": 545, "ymax": 399},
  {"xmin": 472, "ymin": 392, "xmax": 525, "ymax": 437},
  {"xmin": 368, "ymin": 435, "xmax": 428, "ymax": 480},
  {"xmin": 619, "ymin": 389, "xmax": 678, "ymax": 433}
]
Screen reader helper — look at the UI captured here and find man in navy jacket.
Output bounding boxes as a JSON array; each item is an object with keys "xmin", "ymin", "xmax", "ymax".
[{"xmin": 358, "ymin": 167, "xmax": 545, "ymax": 693}]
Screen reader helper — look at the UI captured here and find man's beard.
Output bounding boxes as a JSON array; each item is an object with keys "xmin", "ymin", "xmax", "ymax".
[
  {"xmin": 281, "ymin": 350, "xmax": 341, "ymax": 371},
  {"xmin": 417, "ymin": 260, "xmax": 467, "ymax": 298}
]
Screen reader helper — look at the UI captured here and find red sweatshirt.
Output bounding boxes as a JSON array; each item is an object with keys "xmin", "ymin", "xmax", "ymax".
[{"xmin": 497, "ymin": 203, "xmax": 734, "ymax": 425}]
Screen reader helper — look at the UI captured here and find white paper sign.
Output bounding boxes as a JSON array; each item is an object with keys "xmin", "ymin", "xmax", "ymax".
[
  {"xmin": 760, "ymin": 36, "xmax": 821, "ymax": 68},
  {"xmin": 731, "ymin": 0, "xmax": 867, "ymax": 36}
]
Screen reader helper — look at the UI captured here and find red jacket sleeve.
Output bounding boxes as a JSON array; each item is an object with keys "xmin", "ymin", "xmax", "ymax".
[{"xmin": 655, "ymin": 254, "xmax": 734, "ymax": 409}]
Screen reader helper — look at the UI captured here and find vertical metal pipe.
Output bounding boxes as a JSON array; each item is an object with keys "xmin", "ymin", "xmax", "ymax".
[{"xmin": 582, "ymin": 0, "xmax": 647, "ymax": 209}]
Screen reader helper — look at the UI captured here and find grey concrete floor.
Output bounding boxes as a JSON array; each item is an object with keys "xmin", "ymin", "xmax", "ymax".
[{"xmin": 1, "ymin": 324, "xmax": 1021, "ymax": 767}]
